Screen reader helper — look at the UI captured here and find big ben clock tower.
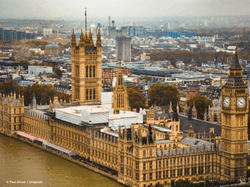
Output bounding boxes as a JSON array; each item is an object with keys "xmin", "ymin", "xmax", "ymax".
[{"xmin": 221, "ymin": 44, "xmax": 248, "ymax": 181}]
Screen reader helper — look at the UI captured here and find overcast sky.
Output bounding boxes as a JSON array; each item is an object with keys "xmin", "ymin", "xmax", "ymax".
[{"xmin": 0, "ymin": 0, "xmax": 249, "ymax": 20}]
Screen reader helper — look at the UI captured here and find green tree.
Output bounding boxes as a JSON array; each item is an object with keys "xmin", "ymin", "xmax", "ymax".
[
  {"xmin": 187, "ymin": 94, "xmax": 212, "ymax": 120},
  {"xmin": 55, "ymin": 68, "xmax": 62, "ymax": 77},
  {"xmin": 0, "ymin": 80, "xmax": 23, "ymax": 95},
  {"xmin": 0, "ymin": 80, "xmax": 70, "ymax": 106},
  {"xmin": 20, "ymin": 60, "xmax": 30, "ymax": 70},
  {"xmin": 148, "ymin": 83, "xmax": 179, "ymax": 107},
  {"xmin": 195, "ymin": 57, "xmax": 203, "ymax": 67},
  {"xmin": 21, "ymin": 83, "xmax": 58, "ymax": 105},
  {"xmin": 128, "ymin": 86, "xmax": 145, "ymax": 111}
]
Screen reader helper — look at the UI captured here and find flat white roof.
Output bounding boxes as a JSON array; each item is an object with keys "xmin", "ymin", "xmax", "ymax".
[{"xmin": 55, "ymin": 104, "xmax": 112, "ymax": 116}]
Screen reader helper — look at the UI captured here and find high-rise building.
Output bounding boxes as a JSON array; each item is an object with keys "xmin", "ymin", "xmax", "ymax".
[
  {"xmin": 0, "ymin": 29, "xmax": 34, "ymax": 41},
  {"xmin": 4, "ymin": 29, "xmax": 14, "ymax": 41},
  {"xmin": 17, "ymin": 31, "xmax": 26, "ymax": 41},
  {"xmin": 116, "ymin": 36, "xmax": 131, "ymax": 62},
  {"xmin": 71, "ymin": 8, "xmax": 102, "ymax": 105},
  {"xmin": 168, "ymin": 22, "xmax": 173, "ymax": 30},
  {"xmin": 221, "ymin": 45, "xmax": 248, "ymax": 180},
  {"xmin": 0, "ymin": 28, "xmax": 3, "ymax": 41},
  {"xmin": 43, "ymin": 28, "xmax": 52, "ymax": 36}
]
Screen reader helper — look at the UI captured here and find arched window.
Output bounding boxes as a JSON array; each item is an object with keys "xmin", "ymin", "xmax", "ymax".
[
  {"xmin": 86, "ymin": 66, "xmax": 88, "ymax": 78},
  {"xmin": 89, "ymin": 66, "xmax": 92, "ymax": 77},
  {"xmin": 117, "ymin": 94, "xmax": 119, "ymax": 107},
  {"xmin": 90, "ymin": 89, "xmax": 92, "ymax": 100},
  {"xmin": 93, "ymin": 88, "xmax": 95, "ymax": 100},
  {"xmin": 93, "ymin": 66, "xmax": 95, "ymax": 77},
  {"xmin": 86, "ymin": 89, "xmax": 88, "ymax": 100}
]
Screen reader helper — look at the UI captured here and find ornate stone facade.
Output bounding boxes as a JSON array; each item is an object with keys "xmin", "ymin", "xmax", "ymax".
[
  {"xmin": 71, "ymin": 10, "xmax": 102, "ymax": 105},
  {"xmin": 0, "ymin": 93, "xmax": 24, "ymax": 135},
  {"xmin": 112, "ymin": 58, "xmax": 129, "ymax": 114},
  {"xmin": 0, "ymin": 22, "xmax": 248, "ymax": 187},
  {"xmin": 220, "ymin": 45, "xmax": 248, "ymax": 181}
]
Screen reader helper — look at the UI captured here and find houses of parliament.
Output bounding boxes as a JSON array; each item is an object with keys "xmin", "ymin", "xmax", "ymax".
[{"xmin": 0, "ymin": 11, "xmax": 249, "ymax": 187}]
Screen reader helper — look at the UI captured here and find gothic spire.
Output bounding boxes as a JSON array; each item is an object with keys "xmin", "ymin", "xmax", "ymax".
[
  {"xmin": 230, "ymin": 42, "xmax": 241, "ymax": 70},
  {"xmin": 80, "ymin": 28, "xmax": 84, "ymax": 40},
  {"xmin": 224, "ymin": 42, "xmax": 245, "ymax": 87}
]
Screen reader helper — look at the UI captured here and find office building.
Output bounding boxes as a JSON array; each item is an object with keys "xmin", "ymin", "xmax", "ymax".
[{"xmin": 116, "ymin": 36, "xmax": 131, "ymax": 62}]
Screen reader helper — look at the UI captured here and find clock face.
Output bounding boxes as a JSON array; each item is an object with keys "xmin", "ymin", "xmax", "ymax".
[
  {"xmin": 237, "ymin": 97, "xmax": 245, "ymax": 108},
  {"xmin": 223, "ymin": 97, "xmax": 230, "ymax": 107}
]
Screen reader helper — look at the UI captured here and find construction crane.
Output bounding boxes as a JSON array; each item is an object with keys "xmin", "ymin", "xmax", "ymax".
[
  {"xmin": 214, "ymin": 47, "xmax": 223, "ymax": 69},
  {"xmin": 221, "ymin": 48, "xmax": 227, "ymax": 70},
  {"xmin": 214, "ymin": 46, "xmax": 228, "ymax": 69}
]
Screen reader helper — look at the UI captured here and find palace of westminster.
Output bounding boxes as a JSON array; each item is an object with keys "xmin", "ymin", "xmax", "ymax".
[{"xmin": 0, "ymin": 11, "xmax": 249, "ymax": 187}]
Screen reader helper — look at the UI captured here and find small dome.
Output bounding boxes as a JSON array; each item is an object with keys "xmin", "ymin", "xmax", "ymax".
[{"xmin": 45, "ymin": 44, "xmax": 60, "ymax": 49}]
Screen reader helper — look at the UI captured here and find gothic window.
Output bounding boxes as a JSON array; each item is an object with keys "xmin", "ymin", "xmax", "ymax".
[
  {"xmin": 136, "ymin": 161, "xmax": 139, "ymax": 169},
  {"xmin": 121, "ymin": 167, "xmax": 124, "ymax": 174},
  {"xmin": 14, "ymin": 109, "xmax": 16, "ymax": 114},
  {"xmin": 93, "ymin": 88, "xmax": 95, "ymax": 100},
  {"xmin": 86, "ymin": 66, "xmax": 88, "ymax": 78},
  {"xmin": 136, "ymin": 173, "xmax": 139, "ymax": 180},
  {"xmin": 150, "ymin": 161, "xmax": 152, "ymax": 169},
  {"xmin": 143, "ymin": 150, "xmax": 146, "ymax": 157},
  {"xmin": 122, "ymin": 94, "xmax": 124, "ymax": 107},
  {"xmin": 89, "ymin": 66, "xmax": 92, "ymax": 77},
  {"xmin": 93, "ymin": 66, "xmax": 95, "ymax": 77},
  {"xmin": 90, "ymin": 89, "xmax": 92, "ymax": 100},
  {"xmin": 19, "ymin": 108, "xmax": 21, "ymax": 113},
  {"xmin": 117, "ymin": 94, "xmax": 119, "ymax": 107},
  {"xmin": 75, "ymin": 65, "xmax": 79, "ymax": 77},
  {"xmin": 76, "ymin": 88, "xmax": 79, "ymax": 100},
  {"xmin": 143, "ymin": 162, "xmax": 146, "ymax": 170},
  {"xmin": 86, "ymin": 89, "xmax": 88, "ymax": 100}
]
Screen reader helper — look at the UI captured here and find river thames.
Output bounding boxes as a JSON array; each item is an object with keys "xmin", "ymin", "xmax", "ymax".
[{"xmin": 0, "ymin": 134, "xmax": 124, "ymax": 187}]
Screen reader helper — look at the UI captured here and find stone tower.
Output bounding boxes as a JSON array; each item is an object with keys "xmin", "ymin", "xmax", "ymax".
[
  {"xmin": 0, "ymin": 93, "xmax": 24, "ymax": 135},
  {"xmin": 112, "ymin": 58, "xmax": 129, "ymax": 114},
  {"xmin": 118, "ymin": 124, "xmax": 157, "ymax": 186},
  {"xmin": 71, "ymin": 8, "xmax": 102, "ymax": 105},
  {"xmin": 221, "ymin": 44, "xmax": 248, "ymax": 181},
  {"xmin": 192, "ymin": 102, "xmax": 197, "ymax": 119}
]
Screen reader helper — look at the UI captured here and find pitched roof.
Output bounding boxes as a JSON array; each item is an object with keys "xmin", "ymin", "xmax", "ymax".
[{"xmin": 179, "ymin": 114, "xmax": 221, "ymax": 135}]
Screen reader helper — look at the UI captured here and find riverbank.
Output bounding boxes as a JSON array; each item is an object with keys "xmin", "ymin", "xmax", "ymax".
[{"xmin": 0, "ymin": 132, "xmax": 126, "ymax": 186}]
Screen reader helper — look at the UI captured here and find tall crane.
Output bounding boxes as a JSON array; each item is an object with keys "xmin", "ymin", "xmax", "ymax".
[
  {"xmin": 221, "ymin": 48, "xmax": 227, "ymax": 69},
  {"xmin": 214, "ymin": 48, "xmax": 223, "ymax": 69},
  {"xmin": 214, "ymin": 46, "xmax": 227, "ymax": 69}
]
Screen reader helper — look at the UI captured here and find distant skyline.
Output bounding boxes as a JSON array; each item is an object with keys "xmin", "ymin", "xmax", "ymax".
[{"xmin": 0, "ymin": 0, "xmax": 249, "ymax": 20}]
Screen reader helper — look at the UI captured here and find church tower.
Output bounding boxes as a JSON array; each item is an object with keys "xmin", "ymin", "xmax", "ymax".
[
  {"xmin": 221, "ymin": 44, "xmax": 248, "ymax": 181},
  {"xmin": 71, "ymin": 8, "xmax": 102, "ymax": 105},
  {"xmin": 112, "ymin": 58, "xmax": 129, "ymax": 113}
]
